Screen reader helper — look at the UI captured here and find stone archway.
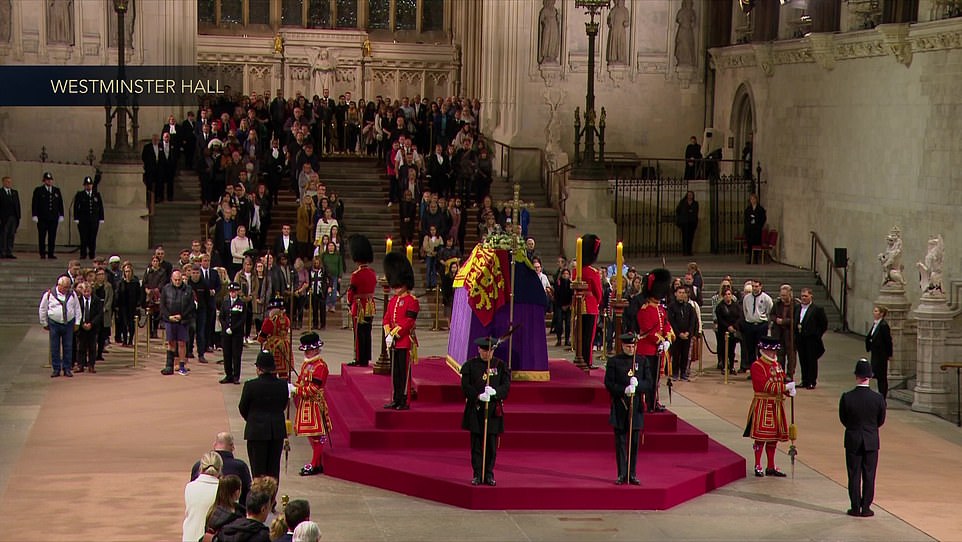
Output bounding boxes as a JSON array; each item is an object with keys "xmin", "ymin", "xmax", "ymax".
[{"xmin": 730, "ymin": 82, "xmax": 755, "ymax": 179}]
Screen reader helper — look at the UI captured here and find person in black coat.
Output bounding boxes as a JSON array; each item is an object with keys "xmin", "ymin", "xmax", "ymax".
[
  {"xmin": 604, "ymin": 333, "xmax": 648, "ymax": 485},
  {"xmin": 794, "ymin": 288, "xmax": 828, "ymax": 389},
  {"xmin": 839, "ymin": 359, "xmax": 886, "ymax": 518},
  {"xmin": 744, "ymin": 193, "xmax": 767, "ymax": 264},
  {"xmin": 460, "ymin": 337, "xmax": 510, "ymax": 486},
  {"xmin": 189, "ymin": 432, "xmax": 253, "ymax": 508},
  {"xmin": 683, "ymin": 136, "xmax": 702, "ymax": 179},
  {"xmin": 865, "ymin": 306, "xmax": 893, "ymax": 398},
  {"xmin": 714, "ymin": 287, "xmax": 741, "ymax": 375},
  {"xmin": 31, "ymin": 172, "xmax": 64, "ymax": 259},
  {"xmin": 220, "ymin": 282, "xmax": 248, "ymax": 384},
  {"xmin": 238, "ymin": 350, "xmax": 289, "ymax": 481},
  {"xmin": 667, "ymin": 284, "xmax": 697, "ymax": 380},
  {"xmin": 72, "ymin": 176, "xmax": 105, "ymax": 260},
  {"xmin": 675, "ymin": 190, "xmax": 699, "ymax": 256},
  {"xmin": 75, "ymin": 282, "xmax": 104, "ymax": 373},
  {"xmin": 0, "ymin": 175, "xmax": 21, "ymax": 258}
]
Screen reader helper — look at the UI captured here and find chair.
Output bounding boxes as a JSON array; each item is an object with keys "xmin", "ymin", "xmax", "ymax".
[
  {"xmin": 752, "ymin": 229, "xmax": 778, "ymax": 264},
  {"xmin": 750, "ymin": 227, "xmax": 770, "ymax": 264}
]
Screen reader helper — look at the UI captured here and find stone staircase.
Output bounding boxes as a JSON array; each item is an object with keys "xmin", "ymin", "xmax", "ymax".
[{"xmin": 150, "ymin": 170, "xmax": 205, "ymax": 251}]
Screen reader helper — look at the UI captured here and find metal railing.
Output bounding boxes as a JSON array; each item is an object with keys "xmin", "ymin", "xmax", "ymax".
[{"xmin": 810, "ymin": 230, "xmax": 851, "ymax": 330}]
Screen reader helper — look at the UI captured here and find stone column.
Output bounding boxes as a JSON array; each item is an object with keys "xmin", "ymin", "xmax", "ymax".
[
  {"xmin": 912, "ymin": 292, "xmax": 953, "ymax": 419},
  {"xmin": 97, "ymin": 161, "xmax": 149, "ymax": 253},
  {"xmin": 874, "ymin": 285, "xmax": 915, "ymax": 381}
]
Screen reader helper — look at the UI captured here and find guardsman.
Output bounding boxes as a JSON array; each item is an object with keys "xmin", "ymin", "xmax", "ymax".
[
  {"xmin": 258, "ymin": 297, "xmax": 292, "ymax": 380},
  {"xmin": 347, "ymin": 235, "xmax": 377, "ymax": 367},
  {"xmin": 293, "ymin": 332, "xmax": 333, "ymax": 476},
  {"xmin": 31, "ymin": 171, "xmax": 64, "ymax": 259},
  {"xmin": 635, "ymin": 268, "xmax": 675, "ymax": 412},
  {"xmin": 604, "ymin": 333, "xmax": 648, "ymax": 485},
  {"xmin": 382, "ymin": 252, "xmax": 419, "ymax": 410},
  {"xmin": 460, "ymin": 336, "xmax": 510, "ymax": 486},
  {"xmin": 219, "ymin": 282, "xmax": 247, "ymax": 384},
  {"xmin": 744, "ymin": 335, "xmax": 794, "ymax": 478},
  {"xmin": 579, "ymin": 234, "xmax": 603, "ymax": 368},
  {"xmin": 73, "ymin": 175, "xmax": 104, "ymax": 260}
]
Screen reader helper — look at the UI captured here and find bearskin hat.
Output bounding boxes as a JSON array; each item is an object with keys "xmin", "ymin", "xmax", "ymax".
[
  {"xmin": 349, "ymin": 234, "xmax": 374, "ymax": 264},
  {"xmin": 642, "ymin": 268, "xmax": 672, "ymax": 300},
  {"xmin": 384, "ymin": 251, "xmax": 415, "ymax": 290},
  {"xmin": 581, "ymin": 234, "xmax": 601, "ymax": 266}
]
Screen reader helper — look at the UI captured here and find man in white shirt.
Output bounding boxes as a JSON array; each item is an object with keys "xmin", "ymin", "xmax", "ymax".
[
  {"xmin": 39, "ymin": 275, "xmax": 82, "ymax": 377},
  {"xmin": 740, "ymin": 280, "xmax": 773, "ymax": 373},
  {"xmin": 533, "ymin": 258, "xmax": 551, "ymax": 294}
]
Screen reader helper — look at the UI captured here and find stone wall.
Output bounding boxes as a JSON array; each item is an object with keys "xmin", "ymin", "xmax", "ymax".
[{"xmin": 710, "ymin": 19, "xmax": 962, "ymax": 335}]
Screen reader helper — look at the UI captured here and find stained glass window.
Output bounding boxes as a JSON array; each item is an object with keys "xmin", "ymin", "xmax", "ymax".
[
  {"xmin": 395, "ymin": 0, "xmax": 416, "ymax": 30},
  {"xmin": 308, "ymin": 0, "xmax": 332, "ymax": 28},
  {"xmin": 249, "ymin": 0, "xmax": 271, "ymax": 24},
  {"xmin": 220, "ymin": 0, "xmax": 242, "ymax": 24},
  {"xmin": 368, "ymin": 0, "xmax": 389, "ymax": 29},
  {"xmin": 335, "ymin": 0, "xmax": 358, "ymax": 28},
  {"xmin": 198, "ymin": 0, "xmax": 216, "ymax": 24},
  {"xmin": 282, "ymin": 0, "xmax": 304, "ymax": 26},
  {"xmin": 421, "ymin": 0, "xmax": 443, "ymax": 31}
]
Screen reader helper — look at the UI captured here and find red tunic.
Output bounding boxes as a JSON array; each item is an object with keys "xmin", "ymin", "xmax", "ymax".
[
  {"xmin": 294, "ymin": 355, "xmax": 332, "ymax": 437},
  {"xmin": 383, "ymin": 291, "xmax": 419, "ymax": 349},
  {"xmin": 581, "ymin": 265, "xmax": 602, "ymax": 315},
  {"xmin": 258, "ymin": 312, "xmax": 292, "ymax": 379},
  {"xmin": 745, "ymin": 355, "xmax": 789, "ymax": 442},
  {"xmin": 636, "ymin": 300, "xmax": 675, "ymax": 356},
  {"xmin": 348, "ymin": 265, "xmax": 377, "ymax": 319}
]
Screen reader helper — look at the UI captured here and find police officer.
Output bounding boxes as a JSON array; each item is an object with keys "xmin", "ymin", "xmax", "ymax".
[
  {"xmin": 460, "ymin": 336, "xmax": 511, "ymax": 486},
  {"xmin": 73, "ymin": 176, "xmax": 105, "ymax": 260},
  {"xmin": 31, "ymin": 172, "xmax": 64, "ymax": 259},
  {"xmin": 604, "ymin": 333, "xmax": 649, "ymax": 485}
]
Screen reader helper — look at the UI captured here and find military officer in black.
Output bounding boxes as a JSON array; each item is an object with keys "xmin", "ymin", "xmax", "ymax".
[
  {"xmin": 239, "ymin": 350, "xmax": 290, "ymax": 481},
  {"xmin": 73, "ymin": 176, "xmax": 105, "ymax": 260},
  {"xmin": 219, "ymin": 282, "xmax": 248, "ymax": 384},
  {"xmin": 604, "ymin": 333, "xmax": 649, "ymax": 485},
  {"xmin": 460, "ymin": 336, "xmax": 511, "ymax": 486},
  {"xmin": 31, "ymin": 172, "xmax": 64, "ymax": 259}
]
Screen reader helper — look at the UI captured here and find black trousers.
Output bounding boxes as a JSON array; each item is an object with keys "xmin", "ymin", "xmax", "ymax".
[
  {"xmin": 740, "ymin": 321, "xmax": 766, "ymax": 371},
  {"xmin": 680, "ymin": 223, "xmax": 696, "ymax": 256},
  {"xmin": 614, "ymin": 429, "xmax": 641, "ymax": 480},
  {"xmin": 222, "ymin": 329, "xmax": 244, "ymax": 380},
  {"xmin": 642, "ymin": 354, "xmax": 660, "ymax": 411},
  {"xmin": 797, "ymin": 339, "xmax": 820, "ymax": 387},
  {"xmin": 871, "ymin": 357, "xmax": 889, "ymax": 397},
  {"xmin": 76, "ymin": 328, "xmax": 98, "ymax": 369},
  {"xmin": 470, "ymin": 431, "xmax": 498, "ymax": 480},
  {"xmin": 355, "ymin": 317, "xmax": 372, "ymax": 365},
  {"xmin": 580, "ymin": 314, "xmax": 597, "ymax": 366},
  {"xmin": 716, "ymin": 329, "xmax": 738, "ymax": 372},
  {"xmin": 311, "ymin": 293, "xmax": 327, "ymax": 328},
  {"xmin": 670, "ymin": 338, "xmax": 691, "ymax": 378},
  {"xmin": 0, "ymin": 217, "xmax": 16, "ymax": 256},
  {"xmin": 247, "ymin": 438, "xmax": 284, "ymax": 481},
  {"xmin": 78, "ymin": 220, "xmax": 99, "ymax": 259},
  {"xmin": 390, "ymin": 347, "xmax": 410, "ymax": 406},
  {"xmin": 845, "ymin": 446, "xmax": 878, "ymax": 514},
  {"xmin": 37, "ymin": 219, "xmax": 57, "ymax": 257}
]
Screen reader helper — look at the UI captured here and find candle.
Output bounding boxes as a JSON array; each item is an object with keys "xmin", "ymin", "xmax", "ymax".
[
  {"xmin": 575, "ymin": 237, "xmax": 583, "ymax": 281},
  {"xmin": 406, "ymin": 244, "xmax": 413, "ymax": 266},
  {"xmin": 386, "ymin": 237, "xmax": 393, "ymax": 254},
  {"xmin": 615, "ymin": 241, "xmax": 624, "ymax": 298}
]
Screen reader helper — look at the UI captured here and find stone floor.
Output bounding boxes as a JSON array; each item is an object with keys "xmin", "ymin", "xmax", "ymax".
[{"xmin": 2, "ymin": 308, "xmax": 960, "ymax": 541}]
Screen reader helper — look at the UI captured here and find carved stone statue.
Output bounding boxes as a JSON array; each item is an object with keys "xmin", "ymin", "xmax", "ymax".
[
  {"xmin": 538, "ymin": 0, "xmax": 560, "ymax": 65},
  {"xmin": 917, "ymin": 233, "xmax": 944, "ymax": 294},
  {"xmin": 674, "ymin": 0, "xmax": 697, "ymax": 67},
  {"xmin": 47, "ymin": 0, "xmax": 74, "ymax": 45},
  {"xmin": 878, "ymin": 226, "xmax": 906, "ymax": 288},
  {"xmin": 108, "ymin": 0, "xmax": 136, "ymax": 49},
  {"xmin": 606, "ymin": 0, "xmax": 629, "ymax": 65},
  {"xmin": 0, "ymin": 0, "xmax": 11, "ymax": 44},
  {"xmin": 309, "ymin": 47, "xmax": 338, "ymax": 98}
]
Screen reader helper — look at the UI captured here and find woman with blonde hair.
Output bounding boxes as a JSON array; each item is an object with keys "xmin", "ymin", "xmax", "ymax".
[{"xmin": 183, "ymin": 451, "xmax": 222, "ymax": 542}]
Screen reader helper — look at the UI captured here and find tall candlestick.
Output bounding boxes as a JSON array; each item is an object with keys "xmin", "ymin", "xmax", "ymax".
[
  {"xmin": 615, "ymin": 241, "xmax": 624, "ymax": 298},
  {"xmin": 386, "ymin": 237, "xmax": 393, "ymax": 254},
  {"xmin": 406, "ymin": 244, "xmax": 413, "ymax": 266},
  {"xmin": 575, "ymin": 237, "xmax": 583, "ymax": 281}
]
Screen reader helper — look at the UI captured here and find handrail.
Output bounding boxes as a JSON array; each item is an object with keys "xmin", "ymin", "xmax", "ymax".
[{"xmin": 810, "ymin": 230, "xmax": 851, "ymax": 328}]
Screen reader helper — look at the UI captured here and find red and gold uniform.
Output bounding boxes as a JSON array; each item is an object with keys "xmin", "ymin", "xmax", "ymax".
[
  {"xmin": 383, "ymin": 291, "xmax": 419, "ymax": 409},
  {"xmin": 743, "ymin": 345, "xmax": 791, "ymax": 477},
  {"xmin": 294, "ymin": 353, "xmax": 333, "ymax": 475},
  {"xmin": 347, "ymin": 264, "xmax": 377, "ymax": 366},
  {"xmin": 636, "ymin": 299, "xmax": 675, "ymax": 412},
  {"xmin": 580, "ymin": 264, "xmax": 602, "ymax": 366},
  {"xmin": 258, "ymin": 310, "xmax": 292, "ymax": 380}
]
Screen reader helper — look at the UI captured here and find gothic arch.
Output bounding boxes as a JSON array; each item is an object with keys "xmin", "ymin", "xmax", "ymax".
[{"xmin": 730, "ymin": 82, "xmax": 755, "ymax": 176}]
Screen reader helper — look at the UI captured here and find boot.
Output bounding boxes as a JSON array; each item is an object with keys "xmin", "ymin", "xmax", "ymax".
[{"xmin": 160, "ymin": 351, "xmax": 175, "ymax": 375}]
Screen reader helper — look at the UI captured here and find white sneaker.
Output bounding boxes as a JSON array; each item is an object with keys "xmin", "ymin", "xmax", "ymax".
[
  {"xmin": 387, "ymin": 202, "xmax": 393, "ymax": 207},
  {"xmin": 177, "ymin": 368, "xmax": 189, "ymax": 376}
]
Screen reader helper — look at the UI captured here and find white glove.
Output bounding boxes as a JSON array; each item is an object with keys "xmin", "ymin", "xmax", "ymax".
[
  {"xmin": 288, "ymin": 383, "xmax": 296, "ymax": 397},
  {"xmin": 32, "ymin": 216, "xmax": 38, "ymax": 223},
  {"xmin": 73, "ymin": 220, "xmax": 79, "ymax": 224},
  {"xmin": 629, "ymin": 376, "xmax": 638, "ymax": 387},
  {"xmin": 786, "ymin": 381, "xmax": 796, "ymax": 397},
  {"xmin": 788, "ymin": 387, "xmax": 797, "ymax": 397},
  {"xmin": 624, "ymin": 385, "xmax": 636, "ymax": 396},
  {"xmin": 225, "ymin": 328, "xmax": 232, "ymax": 335},
  {"xmin": 478, "ymin": 392, "xmax": 490, "ymax": 402},
  {"xmin": 385, "ymin": 335, "xmax": 394, "ymax": 348},
  {"xmin": 58, "ymin": 216, "xmax": 64, "ymax": 222},
  {"xmin": 484, "ymin": 385, "xmax": 496, "ymax": 397},
  {"xmin": 658, "ymin": 340, "xmax": 671, "ymax": 353}
]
